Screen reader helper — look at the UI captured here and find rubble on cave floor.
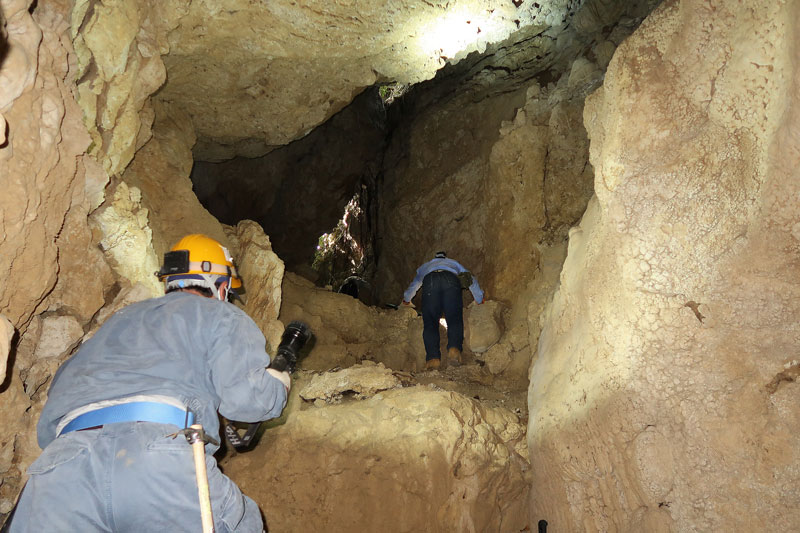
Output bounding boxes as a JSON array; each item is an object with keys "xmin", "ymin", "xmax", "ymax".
[
  {"xmin": 220, "ymin": 366, "xmax": 531, "ymax": 533},
  {"xmin": 288, "ymin": 360, "xmax": 528, "ymax": 421}
]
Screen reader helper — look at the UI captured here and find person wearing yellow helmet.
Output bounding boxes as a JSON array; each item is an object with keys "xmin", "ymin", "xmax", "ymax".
[
  {"xmin": 9, "ymin": 234, "xmax": 290, "ymax": 532},
  {"xmin": 157, "ymin": 234, "xmax": 242, "ymax": 301}
]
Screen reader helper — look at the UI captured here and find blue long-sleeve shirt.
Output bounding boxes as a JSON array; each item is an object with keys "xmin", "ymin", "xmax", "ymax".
[
  {"xmin": 403, "ymin": 257, "xmax": 484, "ymax": 303},
  {"xmin": 37, "ymin": 292, "xmax": 287, "ymax": 452}
]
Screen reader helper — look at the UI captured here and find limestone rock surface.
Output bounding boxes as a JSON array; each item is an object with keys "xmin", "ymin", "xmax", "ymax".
[
  {"xmin": 15, "ymin": 314, "xmax": 83, "ymax": 400},
  {"xmin": 299, "ymin": 361, "xmax": 401, "ymax": 403},
  {"xmin": 71, "ymin": 0, "xmax": 187, "ymax": 177},
  {"xmin": 0, "ymin": 0, "xmax": 111, "ymax": 329},
  {"xmin": 0, "ymin": 1, "xmax": 119, "ymax": 514},
  {"xmin": 484, "ymin": 64, "xmax": 596, "ymax": 307},
  {"xmin": 280, "ymin": 272, "xmax": 425, "ymax": 371},
  {"xmin": 531, "ymin": 1, "xmax": 800, "ymax": 531},
  {"xmin": 0, "ymin": 316, "xmax": 13, "ymax": 384},
  {"xmin": 90, "ymin": 181, "xmax": 162, "ymax": 298},
  {"xmin": 29, "ymin": 316, "xmax": 83, "ymax": 361},
  {"xmin": 0, "ymin": 372, "xmax": 37, "ymax": 516},
  {"xmin": 465, "ymin": 300, "xmax": 503, "ymax": 353},
  {"xmin": 225, "ymin": 221, "xmax": 286, "ymax": 351},
  {"xmin": 157, "ymin": 0, "xmax": 591, "ymax": 160},
  {"xmin": 121, "ymin": 101, "xmax": 230, "ymax": 259},
  {"xmin": 45, "ymin": 203, "xmax": 114, "ymax": 324},
  {"xmin": 484, "ymin": 342, "xmax": 513, "ymax": 376},
  {"xmin": 223, "ymin": 387, "xmax": 530, "ymax": 533}
]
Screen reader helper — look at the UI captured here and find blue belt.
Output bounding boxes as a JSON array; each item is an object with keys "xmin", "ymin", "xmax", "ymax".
[{"xmin": 60, "ymin": 402, "xmax": 194, "ymax": 435}]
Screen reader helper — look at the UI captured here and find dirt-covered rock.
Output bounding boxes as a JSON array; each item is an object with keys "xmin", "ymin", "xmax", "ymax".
[{"xmin": 222, "ymin": 387, "xmax": 530, "ymax": 533}]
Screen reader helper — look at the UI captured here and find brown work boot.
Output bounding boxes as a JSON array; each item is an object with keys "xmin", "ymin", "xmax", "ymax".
[
  {"xmin": 447, "ymin": 347, "xmax": 462, "ymax": 366},
  {"xmin": 425, "ymin": 358, "xmax": 441, "ymax": 371}
]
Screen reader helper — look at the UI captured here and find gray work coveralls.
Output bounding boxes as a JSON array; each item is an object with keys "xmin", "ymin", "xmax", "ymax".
[{"xmin": 9, "ymin": 292, "xmax": 287, "ymax": 532}]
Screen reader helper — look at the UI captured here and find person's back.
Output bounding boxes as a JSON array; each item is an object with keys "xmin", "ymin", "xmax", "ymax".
[
  {"xmin": 9, "ymin": 234, "xmax": 290, "ymax": 532},
  {"xmin": 37, "ymin": 291, "xmax": 286, "ymax": 450},
  {"xmin": 402, "ymin": 251, "xmax": 484, "ymax": 370}
]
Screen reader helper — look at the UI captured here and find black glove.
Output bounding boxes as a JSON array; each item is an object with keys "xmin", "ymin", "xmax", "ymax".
[{"xmin": 270, "ymin": 321, "xmax": 311, "ymax": 373}]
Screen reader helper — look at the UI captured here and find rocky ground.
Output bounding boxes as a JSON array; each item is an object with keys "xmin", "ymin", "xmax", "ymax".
[
  {"xmin": 219, "ymin": 358, "xmax": 530, "ymax": 462},
  {"xmin": 218, "ymin": 358, "xmax": 531, "ymax": 532}
]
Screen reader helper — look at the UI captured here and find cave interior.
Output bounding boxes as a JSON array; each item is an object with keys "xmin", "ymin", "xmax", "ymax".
[{"xmin": 2, "ymin": 0, "xmax": 800, "ymax": 531}]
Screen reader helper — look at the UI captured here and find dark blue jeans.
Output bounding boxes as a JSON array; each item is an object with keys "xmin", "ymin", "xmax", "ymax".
[
  {"xmin": 9, "ymin": 422, "xmax": 262, "ymax": 532},
  {"xmin": 421, "ymin": 271, "xmax": 463, "ymax": 360}
]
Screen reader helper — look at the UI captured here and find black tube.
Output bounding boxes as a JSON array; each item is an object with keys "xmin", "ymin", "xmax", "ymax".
[{"xmin": 276, "ymin": 321, "xmax": 311, "ymax": 361}]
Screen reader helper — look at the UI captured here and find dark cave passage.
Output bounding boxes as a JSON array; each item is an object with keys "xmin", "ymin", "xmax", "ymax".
[{"xmin": 190, "ymin": 88, "xmax": 389, "ymax": 292}]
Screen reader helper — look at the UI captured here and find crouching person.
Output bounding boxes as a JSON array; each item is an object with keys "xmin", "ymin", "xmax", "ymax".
[{"xmin": 8, "ymin": 234, "xmax": 291, "ymax": 532}]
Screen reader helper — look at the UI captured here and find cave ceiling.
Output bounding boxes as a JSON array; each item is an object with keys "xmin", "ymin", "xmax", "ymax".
[{"xmin": 154, "ymin": 0, "xmax": 658, "ymax": 162}]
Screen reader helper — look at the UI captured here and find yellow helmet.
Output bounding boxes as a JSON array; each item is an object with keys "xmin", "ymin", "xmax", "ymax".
[{"xmin": 157, "ymin": 234, "xmax": 242, "ymax": 290}]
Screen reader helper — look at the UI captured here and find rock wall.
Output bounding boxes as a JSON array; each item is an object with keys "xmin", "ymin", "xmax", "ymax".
[
  {"xmin": 530, "ymin": 1, "xmax": 800, "ymax": 530},
  {"xmin": 71, "ymin": 0, "xmax": 187, "ymax": 178},
  {"xmin": 375, "ymin": 56, "xmax": 605, "ymax": 388},
  {"xmin": 0, "ymin": 0, "xmax": 111, "ymax": 331},
  {"xmin": 0, "ymin": 0, "xmax": 115, "ymax": 514},
  {"xmin": 0, "ymin": 0, "xmax": 237, "ymax": 515},
  {"xmin": 376, "ymin": 88, "xmax": 519, "ymax": 306}
]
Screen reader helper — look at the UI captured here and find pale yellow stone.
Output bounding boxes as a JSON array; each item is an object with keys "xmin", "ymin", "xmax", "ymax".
[
  {"xmin": 0, "ymin": 315, "xmax": 13, "ymax": 384},
  {"xmin": 225, "ymin": 220, "xmax": 285, "ymax": 352},
  {"xmin": 532, "ymin": 1, "xmax": 800, "ymax": 530},
  {"xmin": 222, "ymin": 387, "xmax": 529, "ymax": 532},
  {"xmin": 91, "ymin": 182, "xmax": 162, "ymax": 297},
  {"xmin": 299, "ymin": 361, "xmax": 400, "ymax": 402}
]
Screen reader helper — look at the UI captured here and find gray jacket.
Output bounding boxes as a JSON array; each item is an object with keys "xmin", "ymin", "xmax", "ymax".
[{"xmin": 37, "ymin": 291, "xmax": 287, "ymax": 452}]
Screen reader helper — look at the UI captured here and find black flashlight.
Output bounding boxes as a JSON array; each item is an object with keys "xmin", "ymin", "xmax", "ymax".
[{"xmin": 270, "ymin": 321, "xmax": 312, "ymax": 373}]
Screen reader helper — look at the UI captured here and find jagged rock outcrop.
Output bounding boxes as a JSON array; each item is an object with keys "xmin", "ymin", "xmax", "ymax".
[
  {"xmin": 222, "ymin": 387, "xmax": 530, "ymax": 533},
  {"xmin": 71, "ymin": 0, "xmax": 186, "ymax": 177},
  {"xmin": 225, "ymin": 221, "xmax": 286, "ymax": 351},
  {"xmin": 90, "ymin": 181, "xmax": 163, "ymax": 297},
  {"xmin": 298, "ymin": 361, "xmax": 401, "ymax": 404},
  {"xmin": 0, "ymin": 316, "xmax": 12, "ymax": 384},
  {"xmin": 0, "ymin": 1, "xmax": 115, "ymax": 513},
  {"xmin": 531, "ymin": 1, "xmax": 800, "ymax": 530},
  {"xmin": 0, "ymin": 0, "xmax": 111, "ymax": 331}
]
